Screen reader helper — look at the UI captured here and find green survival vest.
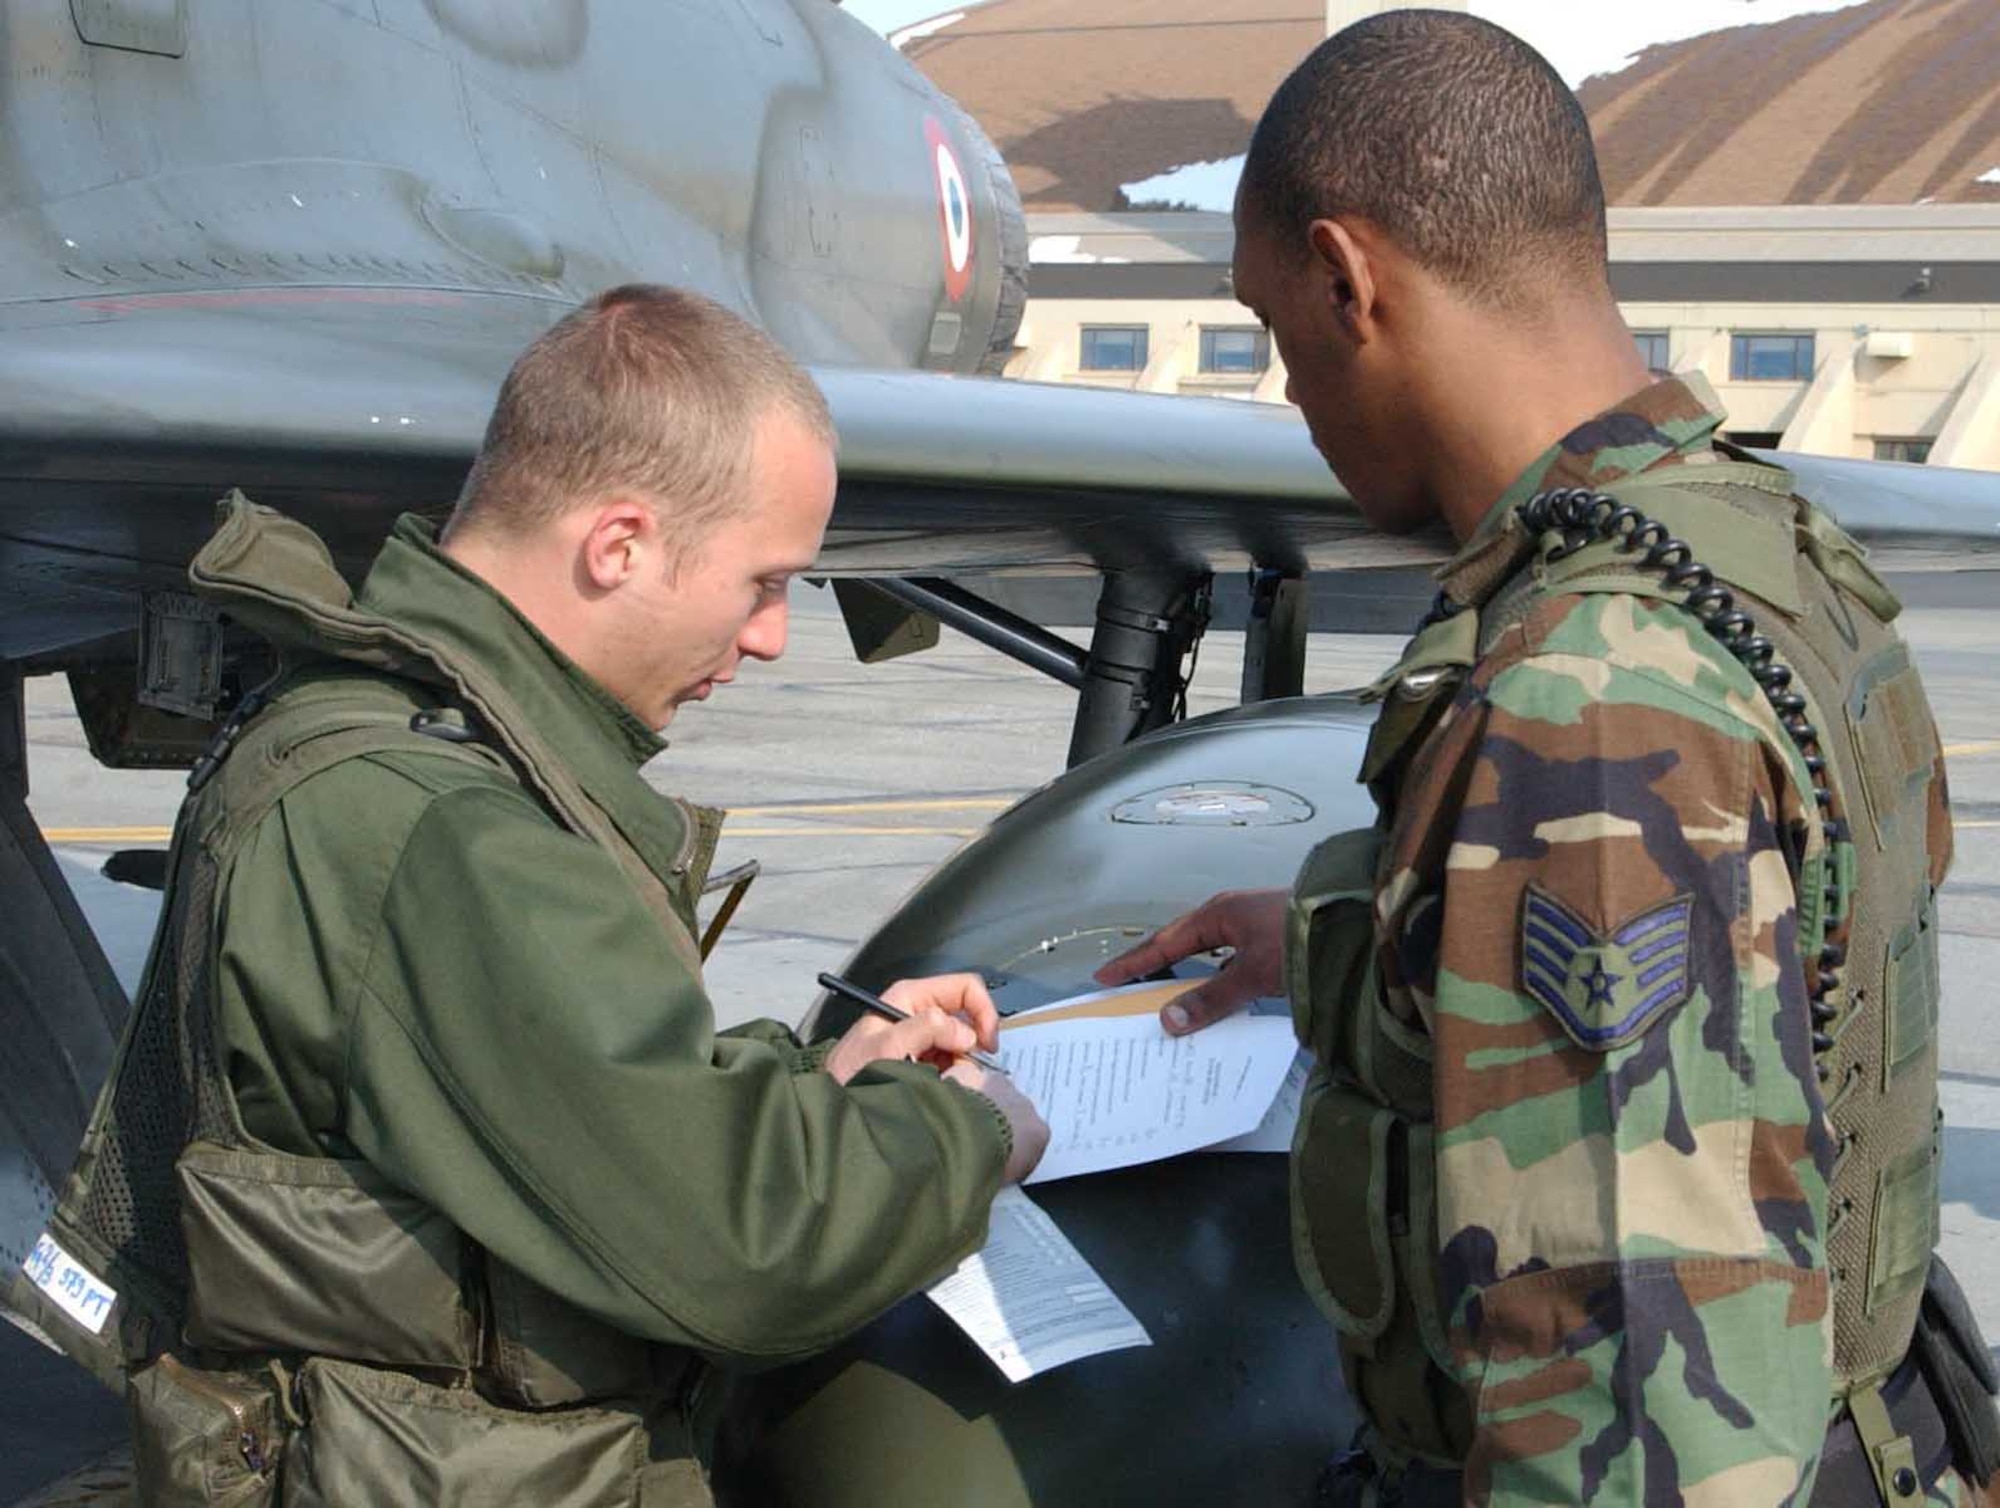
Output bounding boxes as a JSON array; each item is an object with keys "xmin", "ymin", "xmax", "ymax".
[
  {"xmin": 1285, "ymin": 462, "xmax": 1956, "ymax": 1480},
  {"xmin": 13, "ymin": 496, "xmax": 726, "ymax": 1506}
]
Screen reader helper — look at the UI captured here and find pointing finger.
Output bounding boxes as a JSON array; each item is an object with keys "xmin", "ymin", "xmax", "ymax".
[
  {"xmin": 1160, "ymin": 970, "xmax": 1262, "ymax": 1036},
  {"xmin": 1094, "ymin": 903, "xmax": 1229, "ymax": 986}
]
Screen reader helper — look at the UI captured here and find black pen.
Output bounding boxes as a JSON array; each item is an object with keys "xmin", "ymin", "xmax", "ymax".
[{"xmin": 816, "ymin": 972, "xmax": 1011, "ymax": 1074}]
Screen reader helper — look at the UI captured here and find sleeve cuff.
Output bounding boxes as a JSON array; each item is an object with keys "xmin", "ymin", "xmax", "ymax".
[
  {"xmin": 961, "ymin": 1078, "xmax": 1015, "ymax": 1160},
  {"xmin": 849, "ymin": 1057, "xmax": 1014, "ymax": 1165}
]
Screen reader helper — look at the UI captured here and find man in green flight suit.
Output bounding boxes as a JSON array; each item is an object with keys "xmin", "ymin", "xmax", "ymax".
[
  {"xmin": 1098, "ymin": 12, "xmax": 1996, "ymax": 1505},
  {"xmin": 44, "ymin": 284, "xmax": 1046, "ymax": 1504}
]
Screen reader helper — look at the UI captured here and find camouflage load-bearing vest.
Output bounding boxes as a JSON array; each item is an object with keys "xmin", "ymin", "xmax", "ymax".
[
  {"xmin": 1285, "ymin": 462, "xmax": 1946, "ymax": 1469},
  {"xmin": 11, "ymin": 497, "xmax": 725, "ymax": 1507}
]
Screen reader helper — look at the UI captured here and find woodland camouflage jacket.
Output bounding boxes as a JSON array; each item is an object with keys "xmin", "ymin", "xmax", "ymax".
[{"xmin": 1364, "ymin": 376, "xmax": 1956, "ymax": 1503}]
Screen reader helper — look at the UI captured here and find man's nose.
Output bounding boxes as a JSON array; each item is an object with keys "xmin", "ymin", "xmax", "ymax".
[{"xmin": 739, "ymin": 598, "xmax": 789, "ymax": 662}]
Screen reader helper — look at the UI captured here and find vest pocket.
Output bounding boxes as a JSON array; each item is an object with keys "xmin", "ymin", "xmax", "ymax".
[
  {"xmin": 1287, "ymin": 826, "xmax": 1384, "ymax": 1066},
  {"xmin": 484, "ymin": 1257, "xmax": 660, "ymax": 1408},
  {"xmin": 1883, "ymin": 893, "xmax": 1940, "ymax": 1090},
  {"xmin": 1843, "ymin": 645, "xmax": 1935, "ymax": 854},
  {"xmin": 177, "ymin": 1142, "xmax": 477, "ymax": 1369},
  {"xmin": 1290, "ymin": 1080, "xmax": 1456, "ymax": 1372},
  {"xmin": 1868, "ymin": 1121, "xmax": 1942, "ymax": 1320},
  {"xmin": 129, "ymin": 1353, "xmax": 285, "ymax": 1505},
  {"xmin": 1290, "ymin": 1074, "xmax": 1397, "ymax": 1345},
  {"xmin": 1397, "ymin": 1122, "xmax": 1457, "ymax": 1377},
  {"xmin": 282, "ymin": 1356, "xmax": 670, "ymax": 1508}
]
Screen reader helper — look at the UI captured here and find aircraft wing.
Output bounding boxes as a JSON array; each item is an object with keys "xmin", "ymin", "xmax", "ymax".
[
  {"xmin": 5, "ymin": 290, "xmax": 1995, "ymax": 663},
  {"xmin": 0, "ymin": 289, "xmax": 1374, "ymax": 603},
  {"xmin": 0, "ymin": 290, "xmax": 1379, "ymax": 662}
]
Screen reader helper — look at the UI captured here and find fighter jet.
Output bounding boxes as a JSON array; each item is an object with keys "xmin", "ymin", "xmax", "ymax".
[{"xmin": 5, "ymin": 2, "xmax": 1998, "ymax": 1502}]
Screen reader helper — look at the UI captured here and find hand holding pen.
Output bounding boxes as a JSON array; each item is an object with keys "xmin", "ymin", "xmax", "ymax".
[{"xmin": 818, "ymin": 971, "xmax": 1046, "ymax": 1184}]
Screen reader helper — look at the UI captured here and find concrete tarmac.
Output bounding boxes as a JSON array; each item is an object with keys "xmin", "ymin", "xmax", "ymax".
[{"xmin": 7, "ymin": 581, "xmax": 1999, "ymax": 1502}]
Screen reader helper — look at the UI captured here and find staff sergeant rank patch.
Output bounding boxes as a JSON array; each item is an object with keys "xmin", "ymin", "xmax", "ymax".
[{"xmin": 1520, "ymin": 886, "xmax": 1694, "ymax": 1052}]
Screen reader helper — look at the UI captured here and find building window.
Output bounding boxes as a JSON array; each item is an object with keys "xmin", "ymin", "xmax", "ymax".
[
  {"xmin": 1634, "ymin": 331, "xmax": 1670, "ymax": 372},
  {"xmin": 1079, "ymin": 326, "xmax": 1149, "ymax": 372},
  {"xmin": 1874, "ymin": 438, "xmax": 1933, "ymax": 464},
  {"xmin": 1198, "ymin": 327, "xmax": 1271, "ymax": 375},
  {"xmin": 1730, "ymin": 333, "xmax": 1815, "ymax": 382}
]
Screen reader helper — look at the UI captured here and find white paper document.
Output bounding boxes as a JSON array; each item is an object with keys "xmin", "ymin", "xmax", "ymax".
[
  {"xmin": 998, "ymin": 1001, "xmax": 1298, "ymax": 1184},
  {"xmin": 926, "ymin": 1187, "xmax": 1150, "ymax": 1382},
  {"xmin": 1213, "ymin": 1049, "xmax": 1311, "ymax": 1153}
]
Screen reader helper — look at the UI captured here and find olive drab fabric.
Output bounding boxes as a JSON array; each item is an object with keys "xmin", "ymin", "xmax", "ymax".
[
  {"xmin": 1287, "ymin": 375, "xmax": 1986, "ymax": 1504},
  {"xmin": 32, "ymin": 495, "xmax": 1009, "ymax": 1505}
]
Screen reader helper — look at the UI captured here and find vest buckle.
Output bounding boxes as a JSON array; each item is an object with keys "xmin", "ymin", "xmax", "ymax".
[
  {"xmin": 409, "ymin": 706, "xmax": 482, "ymax": 744},
  {"xmin": 187, "ymin": 686, "xmax": 272, "ymax": 793}
]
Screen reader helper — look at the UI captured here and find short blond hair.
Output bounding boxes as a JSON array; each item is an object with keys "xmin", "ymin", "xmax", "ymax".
[{"xmin": 448, "ymin": 284, "xmax": 834, "ymax": 550}]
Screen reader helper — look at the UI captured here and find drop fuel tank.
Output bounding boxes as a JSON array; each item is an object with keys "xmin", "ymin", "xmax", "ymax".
[{"xmin": 716, "ymin": 692, "xmax": 1384, "ymax": 1507}]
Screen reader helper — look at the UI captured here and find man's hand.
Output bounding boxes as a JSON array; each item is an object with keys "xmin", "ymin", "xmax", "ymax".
[
  {"xmin": 1093, "ymin": 888, "xmax": 1290, "ymax": 1036},
  {"xmin": 944, "ymin": 1061, "xmax": 1049, "ymax": 1184},
  {"xmin": 821, "ymin": 973, "xmax": 1048, "ymax": 1181},
  {"xmin": 823, "ymin": 972, "xmax": 1000, "ymax": 1085}
]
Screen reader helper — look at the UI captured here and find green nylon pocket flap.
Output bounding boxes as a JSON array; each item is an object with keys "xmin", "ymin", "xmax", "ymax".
[
  {"xmin": 1846, "ymin": 643, "xmax": 1937, "ymax": 854},
  {"xmin": 1884, "ymin": 895, "xmax": 1940, "ymax": 1089},
  {"xmin": 1798, "ymin": 501, "xmax": 1902, "ymax": 624},
  {"xmin": 177, "ymin": 1142, "xmax": 476, "ymax": 1370},
  {"xmin": 1868, "ymin": 1130, "xmax": 1941, "ymax": 1319},
  {"xmin": 1290, "ymin": 1075, "xmax": 1397, "ymax": 1345},
  {"xmin": 283, "ymin": 1357, "xmax": 654, "ymax": 1508},
  {"xmin": 1397, "ymin": 1120, "xmax": 1456, "ymax": 1377},
  {"xmin": 1288, "ymin": 827, "xmax": 1384, "ymax": 1065}
]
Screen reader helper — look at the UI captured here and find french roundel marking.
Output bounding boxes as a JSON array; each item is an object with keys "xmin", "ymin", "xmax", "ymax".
[{"xmin": 925, "ymin": 118, "xmax": 974, "ymax": 301}]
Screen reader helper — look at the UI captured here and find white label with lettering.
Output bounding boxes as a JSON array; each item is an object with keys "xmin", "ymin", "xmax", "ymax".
[{"xmin": 22, "ymin": 1233, "xmax": 117, "ymax": 1335}]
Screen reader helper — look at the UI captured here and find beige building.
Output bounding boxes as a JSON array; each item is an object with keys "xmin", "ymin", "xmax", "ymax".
[{"xmin": 1010, "ymin": 204, "xmax": 2000, "ymax": 470}]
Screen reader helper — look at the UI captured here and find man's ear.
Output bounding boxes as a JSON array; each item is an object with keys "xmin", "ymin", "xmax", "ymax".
[
  {"xmin": 1308, "ymin": 219, "xmax": 1379, "ymax": 346},
  {"xmin": 577, "ymin": 496, "xmax": 656, "ymax": 593}
]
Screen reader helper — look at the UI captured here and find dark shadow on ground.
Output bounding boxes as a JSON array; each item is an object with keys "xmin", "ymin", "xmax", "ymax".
[{"xmin": 0, "ymin": 1323, "xmax": 125, "ymax": 1502}]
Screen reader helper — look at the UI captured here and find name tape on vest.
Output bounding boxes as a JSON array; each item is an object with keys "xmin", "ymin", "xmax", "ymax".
[{"xmin": 22, "ymin": 1233, "xmax": 117, "ymax": 1335}]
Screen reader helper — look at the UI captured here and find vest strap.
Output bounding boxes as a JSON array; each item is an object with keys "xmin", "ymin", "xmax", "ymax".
[
  {"xmin": 190, "ymin": 494, "xmax": 708, "ymax": 970},
  {"xmin": 1847, "ymin": 1377, "xmax": 1924, "ymax": 1504},
  {"xmin": 1537, "ymin": 477, "xmax": 1805, "ymax": 618},
  {"xmin": 1357, "ymin": 609, "xmax": 1479, "ymax": 805}
]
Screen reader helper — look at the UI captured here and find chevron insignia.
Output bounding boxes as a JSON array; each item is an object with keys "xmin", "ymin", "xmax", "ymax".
[{"xmin": 1519, "ymin": 886, "xmax": 1695, "ymax": 1051}]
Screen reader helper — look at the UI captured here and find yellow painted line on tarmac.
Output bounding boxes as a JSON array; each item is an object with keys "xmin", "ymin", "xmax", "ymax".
[
  {"xmin": 41, "ymin": 791, "xmax": 1009, "ymax": 847},
  {"xmin": 41, "ymin": 826, "xmax": 172, "ymax": 844},
  {"xmin": 1957, "ymin": 819, "xmax": 2000, "ymax": 830},
  {"xmin": 1944, "ymin": 741, "xmax": 2000, "ymax": 759},
  {"xmin": 728, "ymin": 825, "xmax": 977, "ymax": 839},
  {"xmin": 44, "ymin": 822, "xmax": 976, "ymax": 844},
  {"xmin": 728, "ymin": 797, "xmax": 1013, "ymax": 817}
]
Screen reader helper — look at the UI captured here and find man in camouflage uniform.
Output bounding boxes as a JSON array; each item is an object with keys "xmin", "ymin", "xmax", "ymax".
[{"xmin": 1099, "ymin": 12, "xmax": 1992, "ymax": 1504}]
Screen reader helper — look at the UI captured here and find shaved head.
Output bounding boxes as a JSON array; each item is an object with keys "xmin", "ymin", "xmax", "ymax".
[
  {"xmin": 1239, "ymin": 9, "xmax": 1607, "ymax": 309},
  {"xmin": 449, "ymin": 284, "xmax": 834, "ymax": 557}
]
